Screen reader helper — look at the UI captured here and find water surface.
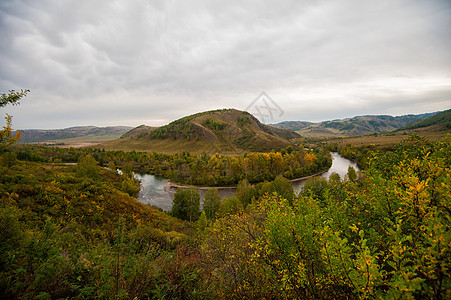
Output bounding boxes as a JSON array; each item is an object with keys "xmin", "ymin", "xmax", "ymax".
[
  {"xmin": 291, "ymin": 152, "xmax": 360, "ymax": 194},
  {"xmin": 135, "ymin": 152, "xmax": 359, "ymax": 211}
]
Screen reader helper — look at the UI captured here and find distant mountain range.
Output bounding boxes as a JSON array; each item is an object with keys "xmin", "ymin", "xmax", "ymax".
[
  {"xmin": 17, "ymin": 126, "xmax": 132, "ymax": 144},
  {"xmin": 102, "ymin": 109, "xmax": 299, "ymax": 154},
  {"xmin": 16, "ymin": 109, "xmax": 450, "ymax": 149},
  {"xmin": 271, "ymin": 111, "xmax": 442, "ymax": 137}
]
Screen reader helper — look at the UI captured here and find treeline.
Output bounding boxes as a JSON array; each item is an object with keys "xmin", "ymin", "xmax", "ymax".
[
  {"xmin": 170, "ymin": 175, "xmax": 295, "ymax": 222},
  {"xmin": 11, "ymin": 144, "xmax": 332, "ymax": 186}
]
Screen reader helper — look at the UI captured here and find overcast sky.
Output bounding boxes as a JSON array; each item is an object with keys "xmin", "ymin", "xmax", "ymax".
[{"xmin": 1, "ymin": 0, "xmax": 450, "ymax": 129}]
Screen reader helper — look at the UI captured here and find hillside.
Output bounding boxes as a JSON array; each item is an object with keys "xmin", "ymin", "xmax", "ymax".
[
  {"xmin": 293, "ymin": 112, "xmax": 438, "ymax": 137},
  {"xmin": 102, "ymin": 109, "xmax": 300, "ymax": 154},
  {"xmin": 399, "ymin": 108, "xmax": 451, "ymax": 130},
  {"xmin": 270, "ymin": 120, "xmax": 313, "ymax": 131},
  {"xmin": 321, "ymin": 111, "xmax": 451, "ymax": 148},
  {"xmin": 17, "ymin": 126, "xmax": 133, "ymax": 145}
]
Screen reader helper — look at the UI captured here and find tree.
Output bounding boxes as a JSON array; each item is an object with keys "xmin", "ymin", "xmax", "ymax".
[
  {"xmin": 76, "ymin": 155, "xmax": 100, "ymax": 178},
  {"xmin": 268, "ymin": 175, "xmax": 294, "ymax": 203},
  {"xmin": 1, "ymin": 89, "xmax": 29, "ymax": 149},
  {"xmin": 300, "ymin": 177, "xmax": 329, "ymax": 205},
  {"xmin": 236, "ymin": 179, "xmax": 257, "ymax": 207},
  {"xmin": 203, "ymin": 189, "xmax": 221, "ymax": 219},
  {"xmin": 171, "ymin": 188, "xmax": 187, "ymax": 220},
  {"xmin": 328, "ymin": 172, "xmax": 341, "ymax": 185},
  {"xmin": 198, "ymin": 210, "xmax": 208, "ymax": 231},
  {"xmin": 346, "ymin": 165, "xmax": 357, "ymax": 182},
  {"xmin": 1, "ymin": 151, "xmax": 17, "ymax": 172},
  {"xmin": 218, "ymin": 196, "xmax": 242, "ymax": 216},
  {"xmin": 0, "ymin": 89, "xmax": 28, "ymax": 107},
  {"xmin": 171, "ymin": 188, "xmax": 200, "ymax": 222},
  {"xmin": 185, "ymin": 188, "xmax": 200, "ymax": 222}
]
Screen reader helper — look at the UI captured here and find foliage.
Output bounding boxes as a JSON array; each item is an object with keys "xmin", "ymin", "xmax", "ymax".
[
  {"xmin": 400, "ymin": 108, "xmax": 451, "ymax": 130},
  {"xmin": 235, "ymin": 178, "xmax": 258, "ymax": 207},
  {"xmin": 218, "ymin": 196, "xmax": 243, "ymax": 217},
  {"xmin": 0, "ymin": 155, "xmax": 203, "ymax": 299},
  {"xmin": 76, "ymin": 154, "xmax": 100, "ymax": 178},
  {"xmin": 1, "ymin": 89, "xmax": 29, "ymax": 149},
  {"xmin": 201, "ymin": 135, "xmax": 450, "ymax": 298},
  {"xmin": 0, "ymin": 89, "xmax": 29, "ymax": 108},
  {"xmin": 171, "ymin": 188, "xmax": 200, "ymax": 222},
  {"xmin": 1, "ymin": 115, "xmax": 22, "ymax": 150},
  {"xmin": 237, "ymin": 115, "xmax": 251, "ymax": 127},
  {"xmin": 148, "ymin": 109, "xmax": 232, "ymax": 139},
  {"xmin": 204, "ymin": 118, "xmax": 227, "ymax": 130},
  {"xmin": 197, "ymin": 210, "xmax": 208, "ymax": 231},
  {"xmin": 203, "ymin": 188, "xmax": 221, "ymax": 219},
  {"xmin": 11, "ymin": 143, "xmax": 332, "ymax": 187}
]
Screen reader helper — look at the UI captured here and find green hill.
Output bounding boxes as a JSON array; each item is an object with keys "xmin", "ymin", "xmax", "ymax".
[
  {"xmin": 292, "ymin": 112, "xmax": 438, "ymax": 137},
  {"xmin": 269, "ymin": 120, "xmax": 313, "ymax": 131},
  {"xmin": 399, "ymin": 109, "xmax": 451, "ymax": 130},
  {"xmin": 102, "ymin": 109, "xmax": 300, "ymax": 154}
]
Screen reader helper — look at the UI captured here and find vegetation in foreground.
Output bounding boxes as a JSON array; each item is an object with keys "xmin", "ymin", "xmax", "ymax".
[
  {"xmin": 0, "ymin": 135, "xmax": 449, "ymax": 299},
  {"xmin": 200, "ymin": 135, "xmax": 450, "ymax": 299}
]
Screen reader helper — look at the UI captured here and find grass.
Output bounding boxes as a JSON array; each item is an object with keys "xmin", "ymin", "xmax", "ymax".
[{"xmin": 100, "ymin": 137, "xmax": 247, "ymax": 155}]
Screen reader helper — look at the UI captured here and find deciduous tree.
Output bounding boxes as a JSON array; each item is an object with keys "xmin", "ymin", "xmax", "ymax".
[
  {"xmin": 0, "ymin": 89, "xmax": 29, "ymax": 149},
  {"xmin": 203, "ymin": 189, "xmax": 221, "ymax": 219}
]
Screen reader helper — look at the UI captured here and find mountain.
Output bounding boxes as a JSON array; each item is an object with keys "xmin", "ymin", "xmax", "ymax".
[
  {"xmin": 17, "ymin": 126, "xmax": 133, "ymax": 144},
  {"xmin": 289, "ymin": 112, "xmax": 439, "ymax": 137},
  {"xmin": 102, "ymin": 109, "xmax": 300, "ymax": 154},
  {"xmin": 270, "ymin": 121, "xmax": 314, "ymax": 131},
  {"xmin": 399, "ymin": 109, "xmax": 451, "ymax": 131}
]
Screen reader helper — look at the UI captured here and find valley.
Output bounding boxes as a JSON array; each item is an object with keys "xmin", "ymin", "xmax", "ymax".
[{"xmin": 3, "ymin": 104, "xmax": 450, "ymax": 299}]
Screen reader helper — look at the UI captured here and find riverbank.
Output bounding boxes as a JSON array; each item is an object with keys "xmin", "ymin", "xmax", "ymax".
[
  {"xmin": 164, "ymin": 181, "xmax": 236, "ymax": 191},
  {"xmin": 164, "ymin": 168, "xmax": 329, "ymax": 191},
  {"xmin": 288, "ymin": 170, "xmax": 328, "ymax": 182}
]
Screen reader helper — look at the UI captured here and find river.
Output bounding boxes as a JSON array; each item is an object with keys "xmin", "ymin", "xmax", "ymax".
[{"xmin": 135, "ymin": 152, "xmax": 359, "ymax": 211}]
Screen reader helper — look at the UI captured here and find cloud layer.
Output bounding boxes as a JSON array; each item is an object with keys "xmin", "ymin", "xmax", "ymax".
[{"xmin": 1, "ymin": 0, "xmax": 450, "ymax": 128}]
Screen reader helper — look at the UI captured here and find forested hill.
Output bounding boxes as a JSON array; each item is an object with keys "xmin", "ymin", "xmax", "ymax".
[
  {"xmin": 273, "ymin": 112, "xmax": 439, "ymax": 137},
  {"xmin": 102, "ymin": 109, "xmax": 300, "ymax": 154},
  {"xmin": 399, "ymin": 108, "xmax": 451, "ymax": 130}
]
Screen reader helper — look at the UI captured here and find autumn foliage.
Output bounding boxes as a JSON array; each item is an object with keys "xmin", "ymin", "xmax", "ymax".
[
  {"xmin": 0, "ymin": 135, "xmax": 449, "ymax": 298},
  {"xmin": 201, "ymin": 135, "xmax": 450, "ymax": 299}
]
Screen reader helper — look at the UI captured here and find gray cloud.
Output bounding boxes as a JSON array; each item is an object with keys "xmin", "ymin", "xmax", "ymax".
[{"xmin": 0, "ymin": 0, "xmax": 450, "ymax": 129}]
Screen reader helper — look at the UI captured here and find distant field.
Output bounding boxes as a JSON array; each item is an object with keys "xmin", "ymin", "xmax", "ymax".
[
  {"xmin": 18, "ymin": 126, "xmax": 132, "ymax": 148},
  {"xmin": 28, "ymin": 134, "xmax": 122, "ymax": 148},
  {"xmin": 100, "ymin": 136, "xmax": 247, "ymax": 154}
]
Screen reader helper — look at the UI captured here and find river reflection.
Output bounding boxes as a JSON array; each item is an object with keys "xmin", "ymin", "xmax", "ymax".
[
  {"xmin": 135, "ymin": 152, "xmax": 359, "ymax": 211},
  {"xmin": 134, "ymin": 174, "xmax": 235, "ymax": 212},
  {"xmin": 133, "ymin": 173, "xmax": 172, "ymax": 211},
  {"xmin": 291, "ymin": 152, "xmax": 360, "ymax": 194}
]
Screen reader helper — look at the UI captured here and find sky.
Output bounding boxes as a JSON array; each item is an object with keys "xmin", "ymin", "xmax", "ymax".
[{"xmin": 1, "ymin": 0, "xmax": 450, "ymax": 129}]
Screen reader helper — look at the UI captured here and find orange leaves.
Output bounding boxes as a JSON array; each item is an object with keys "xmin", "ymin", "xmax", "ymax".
[{"xmin": 304, "ymin": 152, "xmax": 317, "ymax": 165}]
